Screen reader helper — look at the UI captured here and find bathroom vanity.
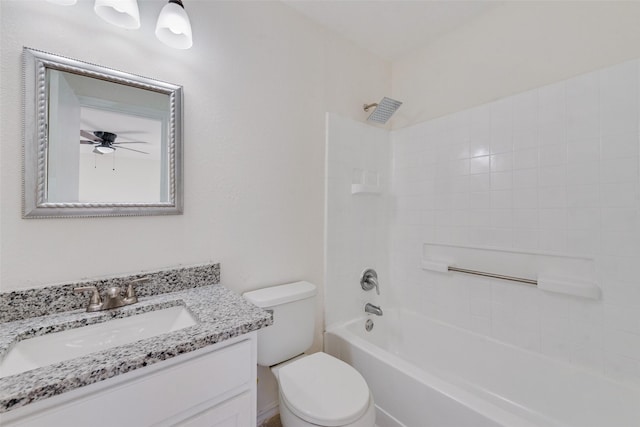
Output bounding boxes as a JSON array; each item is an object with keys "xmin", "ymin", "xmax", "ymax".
[{"xmin": 0, "ymin": 265, "xmax": 272, "ymax": 427}]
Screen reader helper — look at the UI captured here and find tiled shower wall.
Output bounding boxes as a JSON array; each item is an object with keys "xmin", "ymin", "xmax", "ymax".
[
  {"xmin": 325, "ymin": 113, "xmax": 389, "ymax": 328},
  {"xmin": 390, "ymin": 60, "xmax": 640, "ymax": 384}
]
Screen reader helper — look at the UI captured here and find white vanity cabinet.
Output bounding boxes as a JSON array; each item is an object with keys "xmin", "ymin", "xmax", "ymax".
[{"xmin": 0, "ymin": 333, "xmax": 257, "ymax": 427}]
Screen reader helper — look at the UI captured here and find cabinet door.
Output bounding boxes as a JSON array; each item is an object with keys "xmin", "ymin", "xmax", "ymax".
[
  {"xmin": 176, "ymin": 392, "xmax": 252, "ymax": 427},
  {"xmin": 4, "ymin": 339, "xmax": 254, "ymax": 427}
]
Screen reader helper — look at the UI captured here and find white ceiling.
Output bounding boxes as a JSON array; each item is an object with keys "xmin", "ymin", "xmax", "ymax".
[{"xmin": 283, "ymin": 0, "xmax": 503, "ymax": 61}]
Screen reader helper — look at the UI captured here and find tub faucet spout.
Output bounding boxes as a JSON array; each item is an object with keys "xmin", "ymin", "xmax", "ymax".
[{"xmin": 364, "ymin": 303, "xmax": 383, "ymax": 316}]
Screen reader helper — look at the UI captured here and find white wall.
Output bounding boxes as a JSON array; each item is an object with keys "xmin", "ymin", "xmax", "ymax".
[
  {"xmin": 0, "ymin": 0, "xmax": 390, "ymax": 417},
  {"xmin": 0, "ymin": 0, "xmax": 390, "ymax": 292},
  {"xmin": 390, "ymin": 59, "xmax": 640, "ymax": 385},
  {"xmin": 78, "ymin": 155, "xmax": 162, "ymax": 202},
  {"xmin": 392, "ymin": 1, "xmax": 640, "ymax": 127}
]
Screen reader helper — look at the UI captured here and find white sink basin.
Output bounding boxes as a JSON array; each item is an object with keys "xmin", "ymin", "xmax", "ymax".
[{"xmin": 0, "ymin": 305, "xmax": 197, "ymax": 378}]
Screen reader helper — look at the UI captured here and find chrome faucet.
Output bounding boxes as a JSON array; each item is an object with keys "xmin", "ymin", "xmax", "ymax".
[
  {"xmin": 360, "ymin": 268, "xmax": 380, "ymax": 295},
  {"xmin": 364, "ymin": 303, "xmax": 383, "ymax": 316},
  {"xmin": 74, "ymin": 277, "xmax": 149, "ymax": 312}
]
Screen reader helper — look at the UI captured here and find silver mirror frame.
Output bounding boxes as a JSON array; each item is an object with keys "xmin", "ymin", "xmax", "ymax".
[{"xmin": 23, "ymin": 47, "xmax": 183, "ymax": 218}]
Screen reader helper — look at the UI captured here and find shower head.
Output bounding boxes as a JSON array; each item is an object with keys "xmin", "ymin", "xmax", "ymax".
[{"xmin": 363, "ymin": 97, "xmax": 403, "ymax": 124}]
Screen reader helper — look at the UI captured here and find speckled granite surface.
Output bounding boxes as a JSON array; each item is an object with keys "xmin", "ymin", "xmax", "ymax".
[
  {"xmin": 0, "ymin": 284, "xmax": 272, "ymax": 413},
  {"xmin": 0, "ymin": 263, "xmax": 220, "ymax": 323}
]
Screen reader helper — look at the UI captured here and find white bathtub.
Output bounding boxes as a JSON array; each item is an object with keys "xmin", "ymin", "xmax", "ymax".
[{"xmin": 325, "ymin": 309, "xmax": 640, "ymax": 427}]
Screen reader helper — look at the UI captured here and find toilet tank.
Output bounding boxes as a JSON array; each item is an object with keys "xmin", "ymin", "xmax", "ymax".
[{"xmin": 243, "ymin": 281, "xmax": 317, "ymax": 366}]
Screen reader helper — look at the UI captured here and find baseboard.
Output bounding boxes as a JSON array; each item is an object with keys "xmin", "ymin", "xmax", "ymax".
[{"xmin": 257, "ymin": 401, "xmax": 279, "ymax": 427}]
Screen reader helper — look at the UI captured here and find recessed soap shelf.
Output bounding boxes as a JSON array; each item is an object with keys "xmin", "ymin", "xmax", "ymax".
[
  {"xmin": 351, "ymin": 184, "xmax": 381, "ymax": 194},
  {"xmin": 352, "ymin": 168, "xmax": 381, "ymax": 195}
]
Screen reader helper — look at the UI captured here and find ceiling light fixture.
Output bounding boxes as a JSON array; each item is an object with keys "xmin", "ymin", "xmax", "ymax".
[
  {"xmin": 155, "ymin": 0, "xmax": 193, "ymax": 49},
  {"xmin": 93, "ymin": 145, "xmax": 116, "ymax": 155},
  {"xmin": 94, "ymin": 0, "xmax": 141, "ymax": 30}
]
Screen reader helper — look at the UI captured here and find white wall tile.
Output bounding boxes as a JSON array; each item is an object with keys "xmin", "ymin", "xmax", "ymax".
[
  {"xmin": 567, "ymin": 208, "xmax": 600, "ymax": 230},
  {"xmin": 469, "ymin": 173, "xmax": 491, "ymax": 192},
  {"xmin": 514, "ymin": 148, "xmax": 538, "ymax": 170},
  {"xmin": 567, "ymin": 161, "xmax": 599, "ymax": 186},
  {"xmin": 491, "ymin": 152, "xmax": 513, "ymax": 172},
  {"xmin": 513, "ymin": 209, "xmax": 538, "ymax": 228},
  {"xmin": 470, "ymin": 155, "xmax": 490, "ymax": 174},
  {"xmin": 491, "ymin": 190, "xmax": 512, "ymax": 209},
  {"xmin": 539, "ymin": 143, "xmax": 567, "ymax": 167},
  {"xmin": 491, "ymin": 171, "xmax": 512, "ymax": 190},
  {"xmin": 385, "ymin": 60, "xmax": 640, "ymax": 384},
  {"xmin": 468, "ymin": 192, "xmax": 491, "ymax": 210},
  {"xmin": 600, "ymin": 61, "xmax": 639, "ymax": 137},
  {"xmin": 600, "ymin": 182, "xmax": 638, "ymax": 207},
  {"xmin": 513, "ymin": 188, "xmax": 538, "ymax": 209},
  {"xmin": 599, "ymin": 158, "xmax": 638, "ymax": 183},
  {"xmin": 539, "ymin": 208, "xmax": 567, "ymax": 229},
  {"xmin": 601, "ymin": 132, "xmax": 639, "ymax": 160},
  {"xmin": 566, "ymin": 70, "xmax": 599, "ymax": 99},
  {"xmin": 567, "ymin": 185, "xmax": 599, "ymax": 208},
  {"xmin": 491, "ymin": 209, "xmax": 513, "ymax": 228},
  {"xmin": 567, "ymin": 93, "xmax": 599, "ymax": 141},
  {"xmin": 539, "ymin": 187, "xmax": 567, "ymax": 208},
  {"xmin": 601, "ymin": 208, "xmax": 640, "ymax": 231},
  {"xmin": 539, "ymin": 229, "xmax": 567, "ymax": 252},
  {"xmin": 513, "ymin": 168, "xmax": 538, "ymax": 189},
  {"xmin": 567, "ymin": 229, "xmax": 599, "ymax": 255},
  {"xmin": 512, "ymin": 89, "xmax": 538, "ymax": 130},
  {"xmin": 513, "ymin": 126, "xmax": 539, "ymax": 150},
  {"xmin": 538, "ymin": 165, "xmax": 566, "ymax": 188},
  {"xmin": 567, "ymin": 137, "xmax": 600, "ymax": 164},
  {"xmin": 512, "ymin": 228, "xmax": 539, "ymax": 249}
]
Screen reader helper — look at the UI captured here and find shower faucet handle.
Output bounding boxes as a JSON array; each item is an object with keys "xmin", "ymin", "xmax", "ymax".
[{"xmin": 360, "ymin": 268, "xmax": 380, "ymax": 295}]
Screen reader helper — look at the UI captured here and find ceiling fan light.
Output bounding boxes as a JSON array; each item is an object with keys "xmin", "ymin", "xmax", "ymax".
[
  {"xmin": 94, "ymin": 0, "xmax": 140, "ymax": 30},
  {"xmin": 93, "ymin": 145, "xmax": 116, "ymax": 155},
  {"xmin": 46, "ymin": 0, "xmax": 78, "ymax": 5},
  {"xmin": 155, "ymin": 0, "xmax": 193, "ymax": 49}
]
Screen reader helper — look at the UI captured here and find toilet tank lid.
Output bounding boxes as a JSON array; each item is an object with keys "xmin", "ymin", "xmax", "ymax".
[{"xmin": 243, "ymin": 281, "xmax": 316, "ymax": 308}]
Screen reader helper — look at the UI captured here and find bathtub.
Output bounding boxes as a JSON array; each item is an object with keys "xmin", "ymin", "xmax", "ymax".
[{"xmin": 324, "ymin": 309, "xmax": 640, "ymax": 427}]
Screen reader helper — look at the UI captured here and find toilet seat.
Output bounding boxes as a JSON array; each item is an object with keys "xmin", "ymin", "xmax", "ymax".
[{"xmin": 278, "ymin": 352, "xmax": 371, "ymax": 427}]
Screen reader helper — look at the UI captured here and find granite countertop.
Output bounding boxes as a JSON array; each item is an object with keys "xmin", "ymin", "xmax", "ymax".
[{"xmin": 0, "ymin": 284, "xmax": 272, "ymax": 413}]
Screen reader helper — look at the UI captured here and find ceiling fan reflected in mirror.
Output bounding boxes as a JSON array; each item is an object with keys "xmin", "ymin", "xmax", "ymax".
[{"xmin": 80, "ymin": 130, "xmax": 150, "ymax": 155}]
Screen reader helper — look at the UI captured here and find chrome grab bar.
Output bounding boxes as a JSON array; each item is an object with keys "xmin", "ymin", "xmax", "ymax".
[{"xmin": 447, "ymin": 266, "xmax": 537, "ymax": 286}]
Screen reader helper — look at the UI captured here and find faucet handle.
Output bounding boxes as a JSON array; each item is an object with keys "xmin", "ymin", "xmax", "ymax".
[
  {"xmin": 124, "ymin": 276, "xmax": 150, "ymax": 303},
  {"xmin": 360, "ymin": 268, "xmax": 380, "ymax": 295},
  {"xmin": 73, "ymin": 286, "xmax": 102, "ymax": 311}
]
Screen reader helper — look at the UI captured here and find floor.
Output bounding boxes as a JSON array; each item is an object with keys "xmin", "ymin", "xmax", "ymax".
[{"xmin": 259, "ymin": 414, "xmax": 282, "ymax": 427}]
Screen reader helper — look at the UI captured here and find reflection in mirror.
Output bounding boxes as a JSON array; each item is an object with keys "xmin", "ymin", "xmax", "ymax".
[
  {"xmin": 47, "ymin": 70, "xmax": 168, "ymax": 203},
  {"xmin": 23, "ymin": 48, "xmax": 183, "ymax": 217}
]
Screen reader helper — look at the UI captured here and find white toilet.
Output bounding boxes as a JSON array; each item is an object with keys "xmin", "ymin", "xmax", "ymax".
[{"xmin": 243, "ymin": 281, "xmax": 375, "ymax": 427}]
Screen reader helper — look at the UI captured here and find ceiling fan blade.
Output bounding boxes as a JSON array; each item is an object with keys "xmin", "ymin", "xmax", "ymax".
[
  {"xmin": 80, "ymin": 130, "xmax": 102, "ymax": 142},
  {"xmin": 113, "ymin": 141, "xmax": 150, "ymax": 144},
  {"xmin": 110, "ymin": 130, "xmax": 148, "ymax": 135},
  {"xmin": 117, "ymin": 146, "xmax": 150, "ymax": 154},
  {"xmin": 80, "ymin": 140, "xmax": 98, "ymax": 145}
]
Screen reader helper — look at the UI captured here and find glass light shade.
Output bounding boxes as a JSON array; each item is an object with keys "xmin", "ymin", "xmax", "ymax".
[
  {"xmin": 46, "ymin": 0, "xmax": 78, "ymax": 5},
  {"xmin": 155, "ymin": 1, "xmax": 193, "ymax": 49},
  {"xmin": 94, "ymin": 0, "xmax": 140, "ymax": 30},
  {"xmin": 93, "ymin": 145, "xmax": 116, "ymax": 154}
]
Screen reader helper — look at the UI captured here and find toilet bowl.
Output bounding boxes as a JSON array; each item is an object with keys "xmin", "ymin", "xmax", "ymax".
[
  {"xmin": 274, "ymin": 353, "xmax": 375, "ymax": 427},
  {"xmin": 243, "ymin": 282, "xmax": 375, "ymax": 427}
]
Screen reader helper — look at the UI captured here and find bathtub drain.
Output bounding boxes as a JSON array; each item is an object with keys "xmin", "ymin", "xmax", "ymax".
[{"xmin": 365, "ymin": 319, "xmax": 374, "ymax": 332}]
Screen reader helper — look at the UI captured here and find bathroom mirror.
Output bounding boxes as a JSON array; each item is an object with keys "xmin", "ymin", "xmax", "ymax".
[{"xmin": 23, "ymin": 47, "xmax": 183, "ymax": 218}]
